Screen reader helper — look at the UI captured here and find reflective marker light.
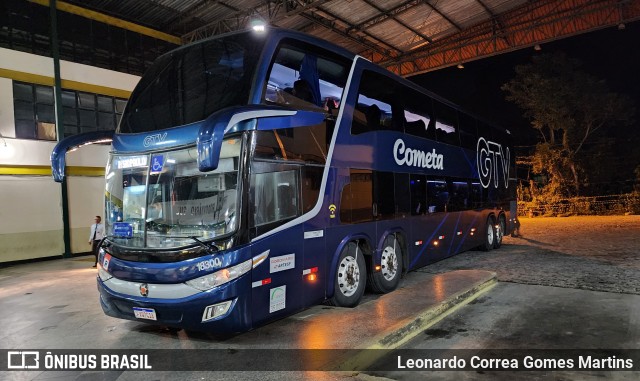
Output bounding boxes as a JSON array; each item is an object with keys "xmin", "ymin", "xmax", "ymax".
[
  {"xmin": 186, "ymin": 259, "xmax": 252, "ymax": 291},
  {"xmin": 305, "ymin": 267, "xmax": 319, "ymax": 281},
  {"xmin": 202, "ymin": 300, "xmax": 233, "ymax": 322}
]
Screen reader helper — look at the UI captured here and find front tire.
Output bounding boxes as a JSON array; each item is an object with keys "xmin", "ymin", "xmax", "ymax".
[
  {"xmin": 369, "ymin": 234, "xmax": 402, "ymax": 294},
  {"xmin": 329, "ymin": 242, "xmax": 367, "ymax": 307}
]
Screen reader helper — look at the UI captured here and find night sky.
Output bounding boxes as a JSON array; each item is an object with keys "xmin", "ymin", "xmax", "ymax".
[{"xmin": 410, "ymin": 21, "xmax": 640, "ymax": 149}]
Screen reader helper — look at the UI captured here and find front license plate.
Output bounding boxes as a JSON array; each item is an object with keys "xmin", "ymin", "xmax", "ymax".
[{"xmin": 133, "ymin": 307, "xmax": 157, "ymax": 320}]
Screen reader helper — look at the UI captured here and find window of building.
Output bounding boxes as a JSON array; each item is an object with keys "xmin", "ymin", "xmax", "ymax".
[
  {"xmin": 13, "ymin": 82, "xmax": 56, "ymax": 140},
  {"xmin": 1, "ymin": 0, "xmax": 177, "ymax": 76},
  {"xmin": 12, "ymin": 81, "xmax": 126, "ymax": 140}
]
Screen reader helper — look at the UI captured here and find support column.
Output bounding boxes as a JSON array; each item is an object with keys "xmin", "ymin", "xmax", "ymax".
[{"xmin": 50, "ymin": 0, "xmax": 72, "ymax": 258}]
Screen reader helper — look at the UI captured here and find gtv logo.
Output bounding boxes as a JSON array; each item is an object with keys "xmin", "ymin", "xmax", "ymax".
[
  {"xmin": 143, "ymin": 133, "xmax": 167, "ymax": 147},
  {"xmin": 477, "ymin": 137, "xmax": 510, "ymax": 189}
]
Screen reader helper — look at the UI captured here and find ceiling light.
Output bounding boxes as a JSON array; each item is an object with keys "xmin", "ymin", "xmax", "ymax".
[
  {"xmin": 618, "ymin": 23, "xmax": 626, "ymax": 30},
  {"xmin": 534, "ymin": 44, "xmax": 542, "ymax": 51},
  {"xmin": 457, "ymin": 63, "xmax": 464, "ymax": 69},
  {"xmin": 250, "ymin": 19, "xmax": 266, "ymax": 32}
]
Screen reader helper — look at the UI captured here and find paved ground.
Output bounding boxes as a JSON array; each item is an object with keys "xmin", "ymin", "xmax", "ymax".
[
  {"xmin": 418, "ymin": 215, "xmax": 640, "ymax": 294},
  {"xmin": 1, "ymin": 216, "xmax": 639, "ymax": 381},
  {"xmin": 362, "ymin": 216, "xmax": 640, "ymax": 381}
]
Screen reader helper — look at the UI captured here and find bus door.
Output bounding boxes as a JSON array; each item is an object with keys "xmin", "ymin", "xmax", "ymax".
[{"xmin": 248, "ymin": 168, "xmax": 305, "ymax": 327}]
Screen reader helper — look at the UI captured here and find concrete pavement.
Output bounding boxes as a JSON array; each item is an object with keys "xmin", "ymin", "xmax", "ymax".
[{"xmin": 0, "ymin": 255, "xmax": 494, "ymax": 380}]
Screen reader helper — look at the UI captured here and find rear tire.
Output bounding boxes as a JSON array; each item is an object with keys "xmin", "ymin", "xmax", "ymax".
[
  {"xmin": 329, "ymin": 242, "xmax": 367, "ymax": 307},
  {"xmin": 479, "ymin": 216, "xmax": 496, "ymax": 251},
  {"xmin": 494, "ymin": 215, "xmax": 506, "ymax": 249},
  {"xmin": 368, "ymin": 234, "xmax": 402, "ymax": 294}
]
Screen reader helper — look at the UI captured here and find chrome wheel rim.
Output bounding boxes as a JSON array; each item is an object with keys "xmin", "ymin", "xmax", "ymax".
[
  {"xmin": 381, "ymin": 244, "xmax": 398, "ymax": 281},
  {"xmin": 338, "ymin": 256, "xmax": 360, "ymax": 297},
  {"xmin": 487, "ymin": 223, "xmax": 495, "ymax": 246},
  {"xmin": 496, "ymin": 220, "xmax": 504, "ymax": 243}
]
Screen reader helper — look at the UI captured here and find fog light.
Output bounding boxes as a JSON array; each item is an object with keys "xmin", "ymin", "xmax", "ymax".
[{"xmin": 202, "ymin": 300, "xmax": 233, "ymax": 322}]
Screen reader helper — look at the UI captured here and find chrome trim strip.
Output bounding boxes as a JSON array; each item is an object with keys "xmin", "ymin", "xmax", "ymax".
[{"xmin": 103, "ymin": 277, "xmax": 200, "ymax": 299}]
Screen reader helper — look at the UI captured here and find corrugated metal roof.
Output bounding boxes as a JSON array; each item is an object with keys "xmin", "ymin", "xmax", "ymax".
[{"xmin": 63, "ymin": 0, "xmax": 528, "ymax": 64}]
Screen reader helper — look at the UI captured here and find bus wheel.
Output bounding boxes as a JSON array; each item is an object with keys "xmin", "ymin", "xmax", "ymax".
[
  {"xmin": 329, "ymin": 242, "xmax": 367, "ymax": 307},
  {"xmin": 494, "ymin": 215, "xmax": 506, "ymax": 249},
  {"xmin": 480, "ymin": 216, "xmax": 496, "ymax": 251},
  {"xmin": 369, "ymin": 234, "xmax": 402, "ymax": 294}
]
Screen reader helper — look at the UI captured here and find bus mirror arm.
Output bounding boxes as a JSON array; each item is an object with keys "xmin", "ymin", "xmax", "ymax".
[
  {"xmin": 197, "ymin": 105, "xmax": 300, "ymax": 172},
  {"xmin": 51, "ymin": 130, "xmax": 115, "ymax": 182}
]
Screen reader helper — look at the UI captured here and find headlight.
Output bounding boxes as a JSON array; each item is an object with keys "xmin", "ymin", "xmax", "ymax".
[{"xmin": 186, "ymin": 259, "xmax": 252, "ymax": 291}]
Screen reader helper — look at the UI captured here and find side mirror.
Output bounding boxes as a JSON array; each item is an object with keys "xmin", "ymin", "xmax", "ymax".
[{"xmin": 51, "ymin": 130, "xmax": 114, "ymax": 182}]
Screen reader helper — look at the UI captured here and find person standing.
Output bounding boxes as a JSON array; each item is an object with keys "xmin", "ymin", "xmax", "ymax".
[{"xmin": 89, "ymin": 216, "xmax": 105, "ymax": 268}]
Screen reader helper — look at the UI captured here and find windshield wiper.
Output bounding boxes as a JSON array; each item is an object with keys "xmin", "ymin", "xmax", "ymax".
[{"xmin": 189, "ymin": 236, "xmax": 219, "ymax": 252}]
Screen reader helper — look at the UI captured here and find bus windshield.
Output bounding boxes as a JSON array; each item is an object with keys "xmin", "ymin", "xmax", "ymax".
[
  {"xmin": 104, "ymin": 138, "xmax": 242, "ymax": 249},
  {"xmin": 118, "ymin": 33, "xmax": 265, "ymax": 133}
]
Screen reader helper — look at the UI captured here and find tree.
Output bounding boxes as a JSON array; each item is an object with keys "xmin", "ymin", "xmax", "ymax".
[{"xmin": 502, "ymin": 52, "xmax": 635, "ymax": 197}]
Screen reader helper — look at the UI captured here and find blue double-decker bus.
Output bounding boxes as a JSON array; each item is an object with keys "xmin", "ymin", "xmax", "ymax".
[{"xmin": 52, "ymin": 27, "xmax": 516, "ymax": 333}]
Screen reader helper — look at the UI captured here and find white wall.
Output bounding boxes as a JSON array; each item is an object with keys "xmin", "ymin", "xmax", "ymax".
[
  {"xmin": 68, "ymin": 176, "xmax": 107, "ymax": 254},
  {"xmin": 0, "ymin": 176, "xmax": 65, "ymax": 262},
  {"xmin": 0, "ymin": 48, "xmax": 140, "ymax": 263},
  {"xmin": 0, "ymin": 47, "xmax": 139, "ymax": 92},
  {"xmin": 61, "ymin": 60, "xmax": 139, "ymax": 92}
]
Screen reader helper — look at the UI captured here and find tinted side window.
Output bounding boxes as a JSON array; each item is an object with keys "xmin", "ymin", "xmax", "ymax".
[
  {"xmin": 410, "ymin": 174, "xmax": 427, "ymax": 215},
  {"xmin": 458, "ymin": 113, "xmax": 477, "ymax": 150},
  {"xmin": 254, "ymin": 125, "xmax": 328, "ymax": 164},
  {"xmin": 427, "ymin": 178, "xmax": 448, "ymax": 213},
  {"xmin": 351, "ymin": 71, "xmax": 398, "ymax": 134},
  {"xmin": 403, "ymin": 88, "xmax": 435, "ymax": 140},
  {"xmin": 251, "ymin": 169, "xmax": 300, "ymax": 227},
  {"xmin": 433, "ymin": 100, "xmax": 459, "ymax": 146},
  {"xmin": 448, "ymin": 180, "xmax": 470, "ymax": 212},
  {"xmin": 340, "ymin": 169, "xmax": 373, "ymax": 224},
  {"xmin": 301, "ymin": 166, "xmax": 323, "ymax": 214},
  {"xmin": 373, "ymin": 171, "xmax": 395, "ymax": 220},
  {"xmin": 264, "ymin": 40, "xmax": 350, "ymax": 112},
  {"xmin": 395, "ymin": 173, "xmax": 411, "ymax": 218}
]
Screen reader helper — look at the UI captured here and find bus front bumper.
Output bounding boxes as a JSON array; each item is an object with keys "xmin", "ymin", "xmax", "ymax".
[{"xmin": 97, "ymin": 275, "xmax": 252, "ymax": 333}]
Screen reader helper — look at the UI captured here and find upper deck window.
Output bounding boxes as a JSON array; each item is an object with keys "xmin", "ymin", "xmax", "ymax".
[
  {"xmin": 118, "ymin": 33, "xmax": 265, "ymax": 133},
  {"xmin": 263, "ymin": 40, "xmax": 350, "ymax": 113}
]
